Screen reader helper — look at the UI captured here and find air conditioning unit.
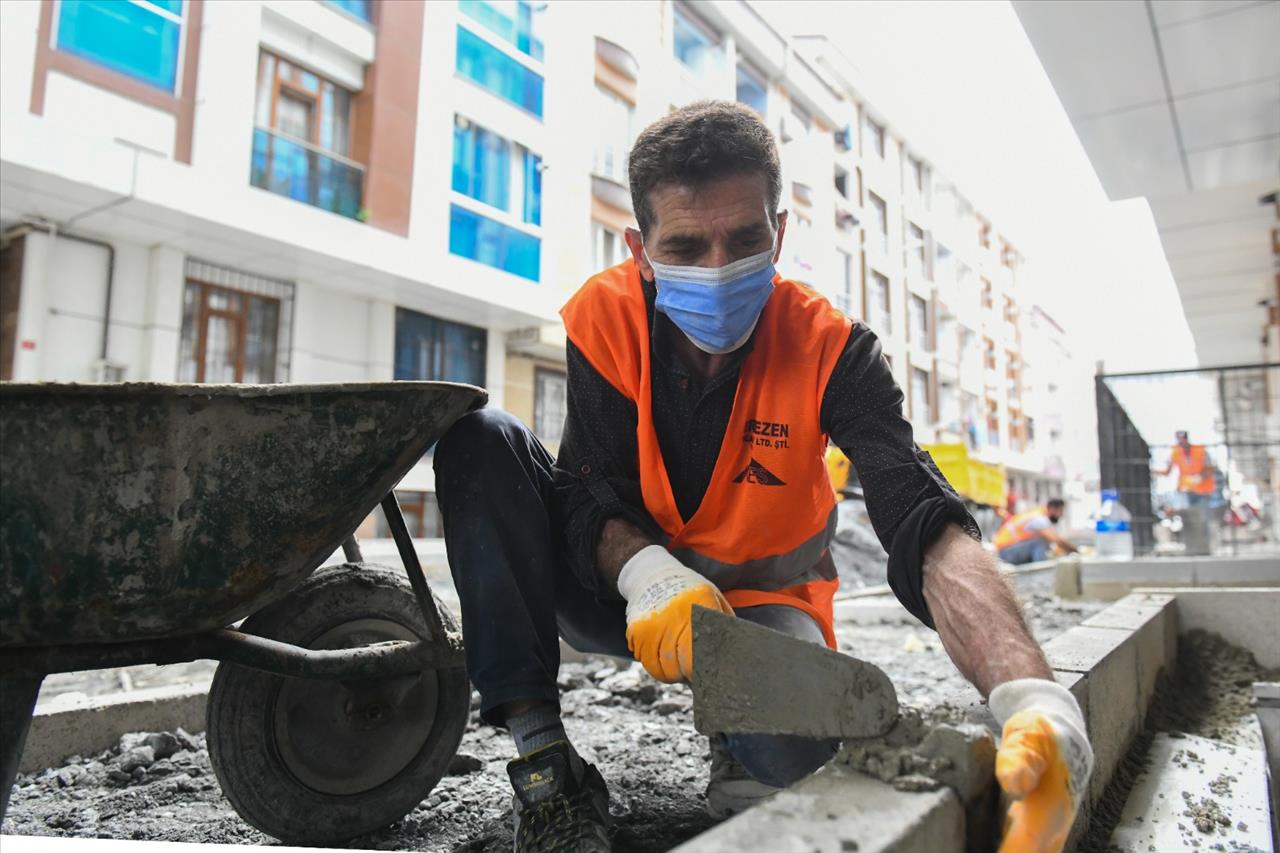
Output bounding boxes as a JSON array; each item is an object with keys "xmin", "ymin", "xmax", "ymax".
[{"xmin": 91, "ymin": 359, "xmax": 126, "ymax": 382}]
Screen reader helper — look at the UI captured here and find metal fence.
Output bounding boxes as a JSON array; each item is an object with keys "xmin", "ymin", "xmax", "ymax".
[{"xmin": 1095, "ymin": 363, "xmax": 1280, "ymax": 558}]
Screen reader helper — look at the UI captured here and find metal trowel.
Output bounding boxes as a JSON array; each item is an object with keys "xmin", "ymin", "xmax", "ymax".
[{"xmin": 691, "ymin": 606, "xmax": 899, "ymax": 738}]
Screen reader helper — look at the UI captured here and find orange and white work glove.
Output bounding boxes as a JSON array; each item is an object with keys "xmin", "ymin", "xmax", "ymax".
[
  {"xmin": 616, "ymin": 545, "xmax": 733, "ymax": 683},
  {"xmin": 989, "ymin": 678, "xmax": 1093, "ymax": 853}
]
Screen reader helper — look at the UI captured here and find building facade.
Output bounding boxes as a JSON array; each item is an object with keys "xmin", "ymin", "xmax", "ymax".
[{"xmin": 0, "ymin": 0, "xmax": 1076, "ymax": 541}]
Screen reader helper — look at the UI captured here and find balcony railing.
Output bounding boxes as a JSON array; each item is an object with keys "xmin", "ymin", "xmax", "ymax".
[{"xmin": 251, "ymin": 128, "xmax": 364, "ymax": 220}]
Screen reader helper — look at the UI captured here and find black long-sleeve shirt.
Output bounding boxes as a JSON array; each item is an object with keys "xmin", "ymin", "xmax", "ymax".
[{"xmin": 552, "ymin": 279, "xmax": 979, "ymax": 628}]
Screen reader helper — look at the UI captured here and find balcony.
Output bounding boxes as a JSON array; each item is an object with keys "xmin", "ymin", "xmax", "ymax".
[{"xmin": 250, "ymin": 128, "xmax": 364, "ymax": 220}]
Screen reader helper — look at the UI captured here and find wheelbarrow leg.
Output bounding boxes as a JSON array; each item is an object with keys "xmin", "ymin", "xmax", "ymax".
[
  {"xmin": 341, "ymin": 534, "xmax": 364, "ymax": 563},
  {"xmin": 0, "ymin": 671, "xmax": 44, "ymax": 820},
  {"xmin": 380, "ymin": 492, "xmax": 447, "ymax": 640}
]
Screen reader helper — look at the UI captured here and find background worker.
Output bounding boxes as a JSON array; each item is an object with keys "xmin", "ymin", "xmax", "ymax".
[
  {"xmin": 1152, "ymin": 430, "xmax": 1217, "ymax": 508},
  {"xmin": 994, "ymin": 498, "xmax": 1077, "ymax": 565}
]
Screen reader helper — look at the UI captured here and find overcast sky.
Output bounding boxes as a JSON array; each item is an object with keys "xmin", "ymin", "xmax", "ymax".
[{"xmin": 756, "ymin": 0, "xmax": 1200, "ymax": 375}]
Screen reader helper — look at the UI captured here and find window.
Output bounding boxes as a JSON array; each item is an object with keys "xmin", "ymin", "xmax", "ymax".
[
  {"xmin": 1003, "ymin": 296, "xmax": 1018, "ymax": 325},
  {"xmin": 394, "ymin": 308, "xmax": 487, "ymax": 386},
  {"xmin": 534, "ymin": 368, "xmax": 567, "ymax": 444},
  {"xmin": 907, "ymin": 155, "xmax": 925, "ymax": 196},
  {"xmin": 178, "ymin": 260, "xmax": 293, "ymax": 384},
  {"xmin": 450, "ymin": 204, "xmax": 541, "ymax": 280},
  {"xmin": 55, "ymin": 0, "xmax": 185, "ymax": 92},
  {"xmin": 869, "ymin": 270, "xmax": 890, "ymax": 333},
  {"xmin": 736, "ymin": 61, "xmax": 768, "ymax": 116},
  {"xmin": 983, "ymin": 337, "xmax": 996, "ymax": 371},
  {"xmin": 673, "ymin": 3, "xmax": 724, "ymax": 77},
  {"xmin": 375, "ymin": 490, "xmax": 444, "ymax": 539},
  {"xmin": 935, "ymin": 242, "xmax": 953, "ymax": 284},
  {"xmin": 251, "ymin": 52, "xmax": 362, "ymax": 218},
  {"xmin": 592, "ymin": 85, "xmax": 634, "ymax": 184},
  {"xmin": 909, "ymin": 294, "xmax": 929, "ymax": 348},
  {"xmin": 911, "ymin": 367, "xmax": 931, "ymax": 424},
  {"xmin": 593, "ymin": 222, "xmax": 629, "ymax": 270},
  {"xmin": 834, "ymin": 166, "xmax": 850, "ymax": 200},
  {"xmin": 863, "ymin": 114, "xmax": 885, "ymax": 159},
  {"xmin": 452, "ymin": 117, "xmax": 510, "ymax": 211},
  {"xmin": 456, "ymin": 26, "xmax": 544, "ymax": 116},
  {"xmin": 939, "ymin": 381, "xmax": 959, "ymax": 431},
  {"xmin": 962, "ymin": 392, "xmax": 980, "ymax": 449},
  {"xmin": 986, "ymin": 399, "xmax": 999, "ymax": 447},
  {"xmin": 837, "ymin": 250, "xmax": 855, "ymax": 316},
  {"xmin": 459, "ymin": 0, "xmax": 545, "ymax": 61},
  {"xmin": 451, "ymin": 114, "xmax": 543, "ymax": 237},
  {"xmin": 981, "ymin": 278, "xmax": 993, "ymax": 309},
  {"xmin": 788, "ymin": 100, "xmax": 813, "ymax": 137},
  {"xmin": 325, "ymin": 0, "xmax": 372, "ymax": 23},
  {"xmin": 906, "ymin": 222, "xmax": 926, "ymax": 278},
  {"xmin": 977, "ymin": 217, "xmax": 991, "ymax": 248},
  {"xmin": 867, "ymin": 192, "xmax": 888, "ymax": 253}
]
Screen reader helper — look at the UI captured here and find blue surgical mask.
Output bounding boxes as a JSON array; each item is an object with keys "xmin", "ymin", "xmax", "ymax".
[{"xmin": 644, "ymin": 244, "xmax": 777, "ymax": 354}]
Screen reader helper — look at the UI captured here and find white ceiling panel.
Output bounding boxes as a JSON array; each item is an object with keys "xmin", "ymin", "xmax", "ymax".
[
  {"xmin": 1012, "ymin": 0, "xmax": 1165, "ymax": 117},
  {"xmin": 1150, "ymin": 0, "xmax": 1276, "ymax": 27},
  {"xmin": 1158, "ymin": 2, "xmax": 1280, "ymax": 96},
  {"xmin": 1074, "ymin": 104, "xmax": 1187, "ymax": 198},
  {"xmin": 1174, "ymin": 79, "xmax": 1280, "ymax": 150},
  {"xmin": 1186, "ymin": 136, "xmax": 1280, "ymax": 189}
]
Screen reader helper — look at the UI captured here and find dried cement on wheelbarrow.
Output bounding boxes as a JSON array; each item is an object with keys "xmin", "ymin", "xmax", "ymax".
[{"xmin": 2, "ymin": 571, "xmax": 1098, "ymax": 852}]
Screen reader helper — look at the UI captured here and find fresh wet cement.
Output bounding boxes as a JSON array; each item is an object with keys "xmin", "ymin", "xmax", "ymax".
[{"xmin": 1080, "ymin": 629, "xmax": 1280, "ymax": 852}]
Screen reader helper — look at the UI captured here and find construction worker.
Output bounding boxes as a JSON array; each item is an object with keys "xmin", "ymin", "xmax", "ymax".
[
  {"xmin": 994, "ymin": 498, "xmax": 1078, "ymax": 565},
  {"xmin": 1152, "ymin": 430, "xmax": 1217, "ymax": 507},
  {"xmin": 433, "ymin": 102, "xmax": 1091, "ymax": 853}
]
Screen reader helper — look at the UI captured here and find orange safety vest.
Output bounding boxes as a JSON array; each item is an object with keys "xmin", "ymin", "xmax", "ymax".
[
  {"xmin": 561, "ymin": 259, "xmax": 852, "ymax": 649},
  {"xmin": 994, "ymin": 508, "xmax": 1051, "ymax": 551},
  {"xmin": 1170, "ymin": 445, "xmax": 1215, "ymax": 495}
]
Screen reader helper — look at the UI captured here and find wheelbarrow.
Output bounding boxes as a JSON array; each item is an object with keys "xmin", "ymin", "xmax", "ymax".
[{"xmin": 0, "ymin": 381, "xmax": 485, "ymax": 844}]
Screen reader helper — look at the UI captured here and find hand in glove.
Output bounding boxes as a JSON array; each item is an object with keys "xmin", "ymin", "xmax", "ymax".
[
  {"xmin": 616, "ymin": 545, "xmax": 733, "ymax": 683},
  {"xmin": 989, "ymin": 678, "xmax": 1093, "ymax": 853}
]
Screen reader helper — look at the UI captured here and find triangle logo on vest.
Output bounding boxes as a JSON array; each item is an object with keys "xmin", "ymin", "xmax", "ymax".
[{"xmin": 732, "ymin": 458, "xmax": 787, "ymax": 486}]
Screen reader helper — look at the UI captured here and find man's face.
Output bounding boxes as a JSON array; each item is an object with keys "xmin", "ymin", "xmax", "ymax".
[
  {"xmin": 624, "ymin": 172, "xmax": 785, "ymax": 276},
  {"xmin": 1176, "ymin": 432, "xmax": 1190, "ymax": 449},
  {"xmin": 1047, "ymin": 510, "xmax": 1062, "ymax": 524}
]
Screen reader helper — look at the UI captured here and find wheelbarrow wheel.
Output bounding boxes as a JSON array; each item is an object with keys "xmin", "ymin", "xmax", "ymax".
[{"xmin": 206, "ymin": 564, "xmax": 469, "ymax": 845}]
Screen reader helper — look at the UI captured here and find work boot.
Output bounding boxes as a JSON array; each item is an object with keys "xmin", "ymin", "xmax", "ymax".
[
  {"xmin": 704, "ymin": 735, "xmax": 782, "ymax": 819},
  {"xmin": 508, "ymin": 741, "xmax": 611, "ymax": 852}
]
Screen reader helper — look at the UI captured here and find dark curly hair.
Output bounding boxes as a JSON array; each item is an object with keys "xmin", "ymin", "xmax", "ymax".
[{"xmin": 628, "ymin": 100, "xmax": 782, "ymax": 236}]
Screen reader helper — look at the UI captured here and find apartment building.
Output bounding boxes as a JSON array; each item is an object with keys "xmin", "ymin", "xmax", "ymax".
[{"xmin": 0, "ymin": 0, "xmax": 1074, "ymax": 541}]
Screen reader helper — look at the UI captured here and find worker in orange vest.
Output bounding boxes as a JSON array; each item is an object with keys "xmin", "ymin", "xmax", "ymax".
[
  {"xmin": 1152, "ymin": 430, "xmax": 1217, "ymax": 507},
  {"xmin": 994, "ymin": 499, "xmax": 1078, "ymax": 565},
  {"xmin": 432, "ymin": 102, "xmax": 1091, "ymax": 853}
]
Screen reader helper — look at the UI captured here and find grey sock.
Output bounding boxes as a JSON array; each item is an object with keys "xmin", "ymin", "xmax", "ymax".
[{"xmin": 507, "ymin": 704, "xmax": 570, "ymax": 757}]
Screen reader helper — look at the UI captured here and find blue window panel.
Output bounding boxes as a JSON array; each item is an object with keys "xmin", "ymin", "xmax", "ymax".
[
  {"xmin": 324, "ymin": 0, "xmax": 372, "ymax": 23},
  {"xmin": 250, "ymin": 128, "xmax": 363, "ymax": 220},
  {"xmin": 56, "ymin": 0, "xmax": 182, "ymax": 91},
  {"xmin": 455, "ymin": 26, "xmax": 543, "ymax": 117},
  {"xmin": 147, "ymin": 0, "xmax": 183, "ymax": 13},
  {"xmin": 393, "ymin": 308, "xmax": 487, "ymax": 386},
  {"xmin": 459, "ymin": 0, "xmax": 544, "ymax": 61},
  {"xmin": 451, "ymin": 120, "xmax": 511, "ymax": 210},
  {"xmin": 450, "ymin": 204, "xmax": 540, "ymax": 282},
  {"xmin": 736, "ymin": 65, "xmax": 767, "ymax": 116},
  {"xmin": 673, "ymin": 6, "xmax": 715, "ymax": 69},
  {"xmin": 522, "ymin": 150, "xmax": 541, "ymax": 226}
]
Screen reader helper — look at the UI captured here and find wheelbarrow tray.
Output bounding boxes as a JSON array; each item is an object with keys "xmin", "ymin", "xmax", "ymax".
[{"xmin": 0, "ymin": 381, "xmax": 485, "ymax": 648}]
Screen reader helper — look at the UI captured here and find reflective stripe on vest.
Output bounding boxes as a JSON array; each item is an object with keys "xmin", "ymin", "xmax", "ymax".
[
  {"xmin": 561, "ymin": 259, "xmax": 852, "ymax": 647},
  {"xmin": 994, "ymin": 508, "xmax": 1048, "ymax": 551}
]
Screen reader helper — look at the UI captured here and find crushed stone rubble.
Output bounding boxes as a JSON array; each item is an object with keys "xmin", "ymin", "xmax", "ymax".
[{"xmin": 4, "ymin": 572, "xmax": 1111, "ymax": 851}]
